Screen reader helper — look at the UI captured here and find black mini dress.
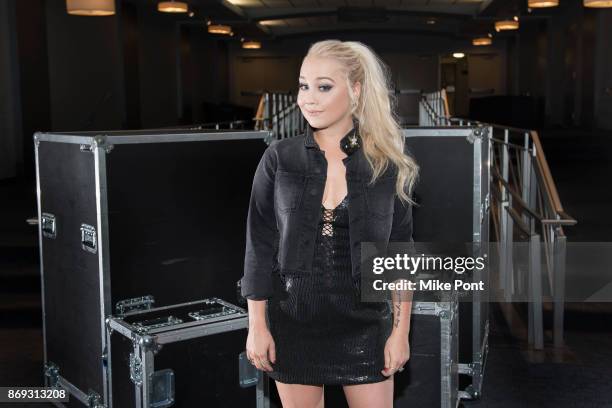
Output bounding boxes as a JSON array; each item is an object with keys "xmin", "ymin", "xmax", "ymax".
[{"xmin": 267, "ymin": 195, "xmax": 393, "ymax": 385}]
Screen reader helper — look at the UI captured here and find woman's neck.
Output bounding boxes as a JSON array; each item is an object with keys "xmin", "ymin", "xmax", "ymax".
[{"xmin": 313, "ymin": 117, "xmax": 355, "ymax": 151}]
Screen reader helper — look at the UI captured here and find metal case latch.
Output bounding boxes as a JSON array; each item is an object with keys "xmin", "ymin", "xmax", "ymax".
[
  {"xmin": 43, "ymin": 362, "xmax": 60, "ymax": 387},
  {"xmin": 115, "ymin": 295, "xmax": 156, "ymax": 315},
  {"xmin": 129, "ymin": 352, "xmax": 143, "ymax": 386},
  {"xmin": 86, "ymin": 389, "xmax": 104, "ymax": 408},
  {"xmin": 150, "ymin": 369, "xmax": 175, "ymax": 408},
  {"xmin": 41, "ymin": 213, "xmax": 57, "ymax": 239},
  {"xmin": 80, "ymin": 224, "xmax": 97, "ymax": 254},
  {"xmin": 238, "ymin": 350, "xmax": 259, "ymax": 388}
]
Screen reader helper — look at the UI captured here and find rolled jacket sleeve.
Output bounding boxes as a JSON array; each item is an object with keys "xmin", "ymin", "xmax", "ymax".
[
  {"xmin": 384, "ymin": 196, "xmax": 416, "ymax": 284},
  {"xmin": 241, "ymin": 141, "xmax": 280, "ymax": 300},
  {"xmin": 384, "ymin": 144, "xmax": 419, "ymax": 285},
  {"xmin": 389, "ymin": 195, "xmax": 414, "ymax": 244}
]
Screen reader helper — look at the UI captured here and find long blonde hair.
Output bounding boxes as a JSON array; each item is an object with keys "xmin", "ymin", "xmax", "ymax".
[{"xmin": 305, "ymin": 40, "xmax": 419, "ymax": 206}]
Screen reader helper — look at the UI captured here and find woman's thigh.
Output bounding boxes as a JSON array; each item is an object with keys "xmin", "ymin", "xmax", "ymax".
[
  {"xmin": 342, "ymin": 375, "xmax": 393, "ymax": 408},
  {"xmin": 274, "ymin": 380, "xmax": 325, "ymax": 408}
]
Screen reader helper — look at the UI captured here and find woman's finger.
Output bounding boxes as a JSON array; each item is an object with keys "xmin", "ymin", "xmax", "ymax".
[
  {"xmin": 259, "ymin": 357, "xmax": 273, "ymax": 372},
  {"xmin": 385, "ymin": 348, "xmax": 391, "ymax": 371},
  {"xmin": 268, "ymin": 341, "xmax": 276, "ymax": 364}
]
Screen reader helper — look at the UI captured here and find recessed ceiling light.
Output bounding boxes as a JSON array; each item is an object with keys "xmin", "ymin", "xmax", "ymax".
[
  {"xmin": 584, "ymin": 0, "xmax": 612, "ymax": 7},
  {"xmin": 259, "ymin": 19, "xmax": 285, "ymax": 26},
  {"xmin": 66, "ymin": 0, "xmax": 115, "ymax": 16},
  {"xmin": 473, "ymin": 37, "xmax": 492, "ymax": 46},
  {"xmin": 158, "ymin": 1, "xmax": 188, "ymax": 13},
  {"xmin": 208, "ymin": 24, "xmax": 232, "ymax": 35},
  {"xmin": 528, "ymin": 0, "xmax": 559, "ymax": 7},
  {"xmin": 495, "ymin": 20, "xmax": 519, "ymax": 31},
  {"xmin": 242, "ymin": 41, "xmax": 261, "ymax": 49}
]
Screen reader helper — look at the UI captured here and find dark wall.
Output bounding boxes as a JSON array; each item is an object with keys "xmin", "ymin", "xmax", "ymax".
[
  {"xmin": 137, "ymin": 4, "xmax": 181, "ymax": 128},
  {"xmin": 45, "ymin": 0, "xmax": 124, "ymax": 131},
  {"xmin": 0, "ymin": 0, "xmax": 20, "ymax": 179},
  {"xmin": 593, "ymin": 9, "xmax": 612, "ymax": 130},
  {"xmin": 15, "ymin": 0, "xmax": 51, "ymax": 178},
  {"xmin": 2, "ymin": 0, "xmax": 231, "ymax": 179},
  {"xmin": 510, "ymin": 3, "xmax": 611, "ymax": 129}
]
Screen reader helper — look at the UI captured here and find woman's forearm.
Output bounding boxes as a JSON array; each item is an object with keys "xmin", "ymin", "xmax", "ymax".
[
  {"xmin": 247, "ymin": 299, "xmax": 268, "ymax": 329},
  {"xmin": 390, "ymin": 282, "xmax": 413, "ymax": 336}
]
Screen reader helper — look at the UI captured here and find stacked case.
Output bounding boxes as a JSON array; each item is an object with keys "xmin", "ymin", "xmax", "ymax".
[{"xmin": 35, "ymin": 129, "xmax": 271, "ymax": 407}]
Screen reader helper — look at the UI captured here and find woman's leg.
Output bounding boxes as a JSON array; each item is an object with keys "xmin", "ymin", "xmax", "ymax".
[
  {"xmin": 341, "ymin": 375, "xmax": 393, "ymax": 408},
  {"xmin": 274, "ymin": 380, "xmax": 325, "ymax": 408}
]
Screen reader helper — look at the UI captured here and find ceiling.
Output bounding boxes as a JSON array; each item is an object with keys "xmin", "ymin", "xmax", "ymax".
[
  {"xmin": 215, "ymin": 0, "xmax": 540, "ymax": 39},
  {"xmin": 129, "ymin": 0, "xmax": 555, "ymax": 41}
]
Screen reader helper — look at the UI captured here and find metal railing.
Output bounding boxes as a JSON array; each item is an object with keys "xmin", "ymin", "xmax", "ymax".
[
  {"xmin": 254, "ymin": 92, "xmax": 305, "ymax": 144},
  {"xmin": 419, "ymin": 90, "xmax": 577, "ymax": 349},
  {"xmin": 157, "ymin": 120, "xmax": 253, "ymax": 131},
  {"xmin": 419, "ymin": 89, "xmax": 451, "ymax": 126}
]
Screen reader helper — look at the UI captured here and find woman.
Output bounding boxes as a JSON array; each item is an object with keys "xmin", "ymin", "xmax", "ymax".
[{"xmin": 241, "ymin": 40, "xmax": 419, "ymax": 408}]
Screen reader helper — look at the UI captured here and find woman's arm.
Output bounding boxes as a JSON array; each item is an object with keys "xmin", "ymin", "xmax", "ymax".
[
  {"xmin": 388, "ymin": 195, "xmax": 416, "ymax": 286},
  {"xmin": 242, "ymin": 141, "xmax": 280, "ymax": 372},
  {"xmin": 391, "ymin": 285, "xmax": 413, "ymax": 334},
  {"xmin": 381, "ymin": 195, "xmax": 415, "ymax": 376},
  {"xmin": 388, "ymin": 195, "xmax": 415, "ymax": 331},
  {"xmin": 241, "ymin": 140, "xmax": 280, "ymax": 303},
  {"xmin": 246, "ymin": 297, "xmax": 276, "ymax": 372}
]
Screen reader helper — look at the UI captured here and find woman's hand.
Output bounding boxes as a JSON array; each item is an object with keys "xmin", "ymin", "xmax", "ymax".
[
  {"xmin": 381, "ymin": 330, "xmax": 410, "ymax": 377},
  {"xmin": 246, "ymin": 323, "xmax": 276, "ymax": 372}
]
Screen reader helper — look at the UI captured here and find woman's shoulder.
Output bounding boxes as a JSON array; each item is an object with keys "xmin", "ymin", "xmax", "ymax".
[
  {"xmin": 260, "ymin": 135, "xmax": 307, "ymax": 174},
  {"xmin": 267, "ymin": 134, "xmax": 306, "ymax": 156},
  {"xmin": 273, "ymin": 134, "xmax": 305, "ymax": 147}
]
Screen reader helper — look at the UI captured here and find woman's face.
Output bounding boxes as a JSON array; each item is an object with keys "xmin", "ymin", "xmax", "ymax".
[{"xmin": 297, "ymin": 55, "xmax": 357, "ymax": 129}]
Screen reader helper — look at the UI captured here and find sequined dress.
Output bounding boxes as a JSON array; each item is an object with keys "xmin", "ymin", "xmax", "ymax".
[{"xmin": 267, "ymin": 195, "xmax": 393, "ymax": 385}]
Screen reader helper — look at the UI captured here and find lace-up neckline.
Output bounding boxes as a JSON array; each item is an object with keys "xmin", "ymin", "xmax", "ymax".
[
  {"xmin": 320, "ymin": 195, "xmax": 348, "ymax": 237},
  {"xmin": 321, "ymin": 195, "xmax": 348, "ymax": 212}
]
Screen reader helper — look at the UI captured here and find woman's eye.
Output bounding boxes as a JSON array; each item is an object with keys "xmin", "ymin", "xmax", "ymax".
[{"xmin": 298, "ymin": 83, "xmax": 332, "ymax": 91}]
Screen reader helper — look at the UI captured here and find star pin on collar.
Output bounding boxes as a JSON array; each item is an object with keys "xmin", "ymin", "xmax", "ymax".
[{"xmin": 340, "ymin": 126, "xmax": 362, "ymax": 156}]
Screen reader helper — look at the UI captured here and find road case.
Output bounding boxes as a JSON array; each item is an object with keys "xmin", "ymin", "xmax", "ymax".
[
  {"xmin": 403, "ymin": 126, "xmax": 491, "ymax": 401},
  {"xmin": 34, "ymin": 129, "xmax": 270, "ymax": 407},
  {"xmin": 106, "ymin": 297, "xmax": 267, "ymax": 408},
  {"xmin": 395, "ymin": 298, "xmax": 459, "ymax": 408}
]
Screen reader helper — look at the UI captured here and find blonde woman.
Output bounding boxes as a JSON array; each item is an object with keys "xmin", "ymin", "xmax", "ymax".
[{"xmin": 241, "ymin": 40, "xmax": 419, "ymax": 408}]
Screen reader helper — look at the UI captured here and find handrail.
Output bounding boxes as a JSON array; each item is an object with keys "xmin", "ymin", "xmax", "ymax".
[
  {"xmin": 451, "ymin": 118, "xmax": 575, "ymax": 228},
  {"xmin": 530, "ymin": 130, "xmax": 565, "ymax": 216},
  {"xmin": 492, "ymin": 167, "xmax": 544, "ymax": 222},
  {"xmin": 256, "ymin": 91, "xmax": 304, "ymax": 142},
  {"xmin": 419, "ymin": 89, "xmax": 576, "ymax": 350}
]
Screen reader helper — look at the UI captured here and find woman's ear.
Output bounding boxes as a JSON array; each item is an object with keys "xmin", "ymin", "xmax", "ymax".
[{"xmin": 352, "ymin": 81, "xmax": 361, "ymax": 101}]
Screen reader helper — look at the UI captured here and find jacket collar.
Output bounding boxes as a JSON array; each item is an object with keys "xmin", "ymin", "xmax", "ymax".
[{"xmin": 303, "ymin": 118, "xmax": 362, "ymax": 156}]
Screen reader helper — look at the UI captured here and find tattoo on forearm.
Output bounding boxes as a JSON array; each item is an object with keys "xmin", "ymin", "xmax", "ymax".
[{"xmin": 394, "ymin": 290, "xmax": 401, "ymax": 328}]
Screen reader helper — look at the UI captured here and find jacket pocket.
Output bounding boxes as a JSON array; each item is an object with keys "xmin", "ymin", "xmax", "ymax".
[
  {"xmin": 365, "ymin": 176, "xmax": 395, "ymax": 218},
  {"xmin": 275, "ymin": 170, "xmax": 305, "ymax": 213}
]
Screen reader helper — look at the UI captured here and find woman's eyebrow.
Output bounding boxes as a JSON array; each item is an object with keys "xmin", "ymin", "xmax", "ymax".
[{"xmin": 299, "ymin": 76, "xmax": 335, "ymax": 82}]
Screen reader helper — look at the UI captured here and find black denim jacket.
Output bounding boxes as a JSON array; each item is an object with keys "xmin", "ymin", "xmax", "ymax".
[{"xmin": 241, "ymin": 121, "xmax": 414, "ymax": 300}]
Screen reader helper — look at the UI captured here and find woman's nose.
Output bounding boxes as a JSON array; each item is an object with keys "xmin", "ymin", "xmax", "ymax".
[{"xmin": 299, "ymin": 92, "xmax": 317, "ymax": 107}]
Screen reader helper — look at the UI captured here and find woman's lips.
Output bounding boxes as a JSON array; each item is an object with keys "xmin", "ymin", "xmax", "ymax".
[{"xmin": 307, "ymin": 110, "xmax": 323, "ymax": 116}]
